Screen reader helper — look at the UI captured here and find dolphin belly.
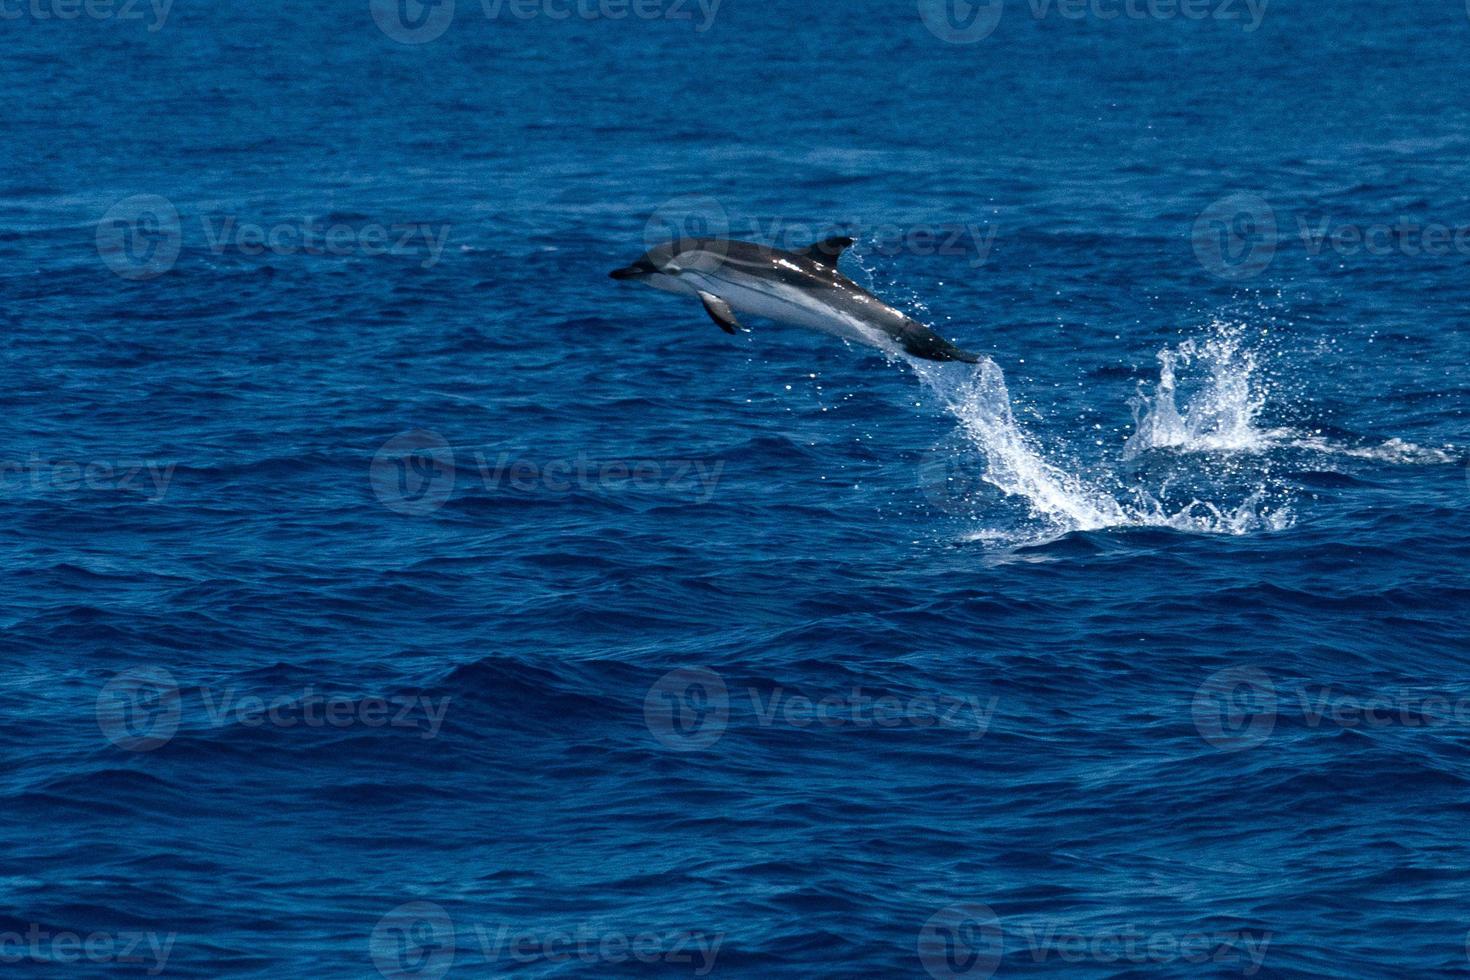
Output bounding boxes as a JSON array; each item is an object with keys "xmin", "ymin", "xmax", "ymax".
[{"xmin": 688, "ymin": 273, "xmax": 899, "ymax": 354}]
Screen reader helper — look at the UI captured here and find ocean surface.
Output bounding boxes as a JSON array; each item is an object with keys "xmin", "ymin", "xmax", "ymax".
[{"xmin": 2, "ymin": 0, "xmax": 1467, "ymax": 975}]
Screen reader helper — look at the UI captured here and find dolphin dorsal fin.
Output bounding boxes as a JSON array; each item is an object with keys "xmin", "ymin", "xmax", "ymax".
[{"xmin": 796, "ymin": 236, "xmax": 855, "ymax": 268}]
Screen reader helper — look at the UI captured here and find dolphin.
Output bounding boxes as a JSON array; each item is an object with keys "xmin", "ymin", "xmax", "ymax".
[{"xmin": 610, "ymin": 236, "xmax": 981, "ymax": 363}]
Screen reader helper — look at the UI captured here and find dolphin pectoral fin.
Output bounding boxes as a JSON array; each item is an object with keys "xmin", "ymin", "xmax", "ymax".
[
  {"xmin": 696, "ymin": 291, "xmax": 742, "ymax": 335},
  {"xmin": 796, "ymin": 236, "xmax": 856, "ymax": 268}
]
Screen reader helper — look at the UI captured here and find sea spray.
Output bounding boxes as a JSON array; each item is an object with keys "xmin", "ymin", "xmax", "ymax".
[
  {"xmin": 909, "ymin": 334, "xmax": 1293, "ymax": 542},
  {"xmin": 1125, "ymin": 328, "xmax": 1268, "ymax": 458},
  {"xmin": 1121, "ymin": 326, "xmax": 1449, "ymax": 463},
  {"xmin": 912, "ymin": 358, "xmax": 1125, "ymax": 533},
  {"xmin": 903, "ymin": 315, "xmax": 1443, "ymax": 543}
]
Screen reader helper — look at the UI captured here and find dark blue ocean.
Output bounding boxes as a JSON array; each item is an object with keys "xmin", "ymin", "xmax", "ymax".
[{"xmin": 3, "ymin": 0, "xmax": 1468, "ymax": 975}]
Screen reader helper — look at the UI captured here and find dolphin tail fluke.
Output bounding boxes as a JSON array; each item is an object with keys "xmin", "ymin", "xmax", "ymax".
[
  {"xmin": 943, "ymin": 347, "xmax": 983, "ymax": 365},
  {"xmin": 899, "ymin": 322, "xmax": 982, "ymax": 364}
]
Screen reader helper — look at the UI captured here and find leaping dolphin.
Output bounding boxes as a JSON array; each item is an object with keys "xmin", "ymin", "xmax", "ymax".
[{"xmin": 610, "ymin": 236, "xmax": 981, "ymax": 363}]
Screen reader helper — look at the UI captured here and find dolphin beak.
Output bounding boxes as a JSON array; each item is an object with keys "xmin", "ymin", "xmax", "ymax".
[{"xmin": 609, "ymin": 266, "xmax": 643, "ymax": 281}]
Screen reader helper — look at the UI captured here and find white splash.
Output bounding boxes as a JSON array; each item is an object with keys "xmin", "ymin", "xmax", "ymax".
[
  {"xmin": 906, "ymin": 321, "xmax": 1449, "ymax": 546},
  {"xmin": 912, "ymin": 358, "xmax": 1127, "ymax": 532},
  {"xmin": 1121, "ymin": 326, "xmax": 1452, "ymax": 465},
  {"xmin": 1125, "ymin": 329, "xmax": 1268, "ymax": 458},
  {"xmin": 910, "ymin": 354, "xmax": 1292, "ymax": 543}
]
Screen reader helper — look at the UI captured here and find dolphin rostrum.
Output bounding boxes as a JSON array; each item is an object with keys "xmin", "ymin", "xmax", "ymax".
[{"xmin": 610, "ymin": 236, "xmax": 981, "ymax": 363}]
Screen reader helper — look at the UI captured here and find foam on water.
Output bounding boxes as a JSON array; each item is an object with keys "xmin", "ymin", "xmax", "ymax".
[
  {"xmin": 1288, "ymin": 434, "xmax": 1456, "ymax": 464},
  {"xmin": 910, "ymin": 327, "xmax": 1294, "ymax": 544}
]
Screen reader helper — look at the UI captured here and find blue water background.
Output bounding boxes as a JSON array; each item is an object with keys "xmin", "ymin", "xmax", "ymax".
[{"xmin": 2, "ymin": 0, "xmax": 1468, "ymax": 975}]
